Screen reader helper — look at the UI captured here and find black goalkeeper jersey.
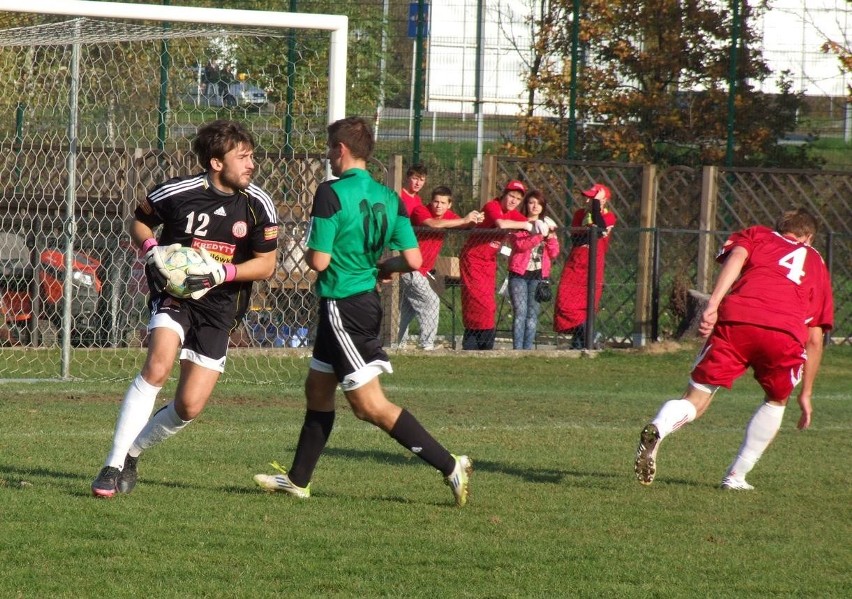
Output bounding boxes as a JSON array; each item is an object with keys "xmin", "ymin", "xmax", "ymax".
[{"xmin": 135, "ymin": 173, "xmax": 279, "ymax": 325}]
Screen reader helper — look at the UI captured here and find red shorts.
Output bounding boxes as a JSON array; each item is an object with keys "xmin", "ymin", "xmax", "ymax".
[{"xmin": 690, "ymin": 323, "xmax": 805, "ymax": 401}]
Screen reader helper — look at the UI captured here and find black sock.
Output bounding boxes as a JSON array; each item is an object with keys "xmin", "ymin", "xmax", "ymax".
[
  {"xmin": 289, "ymin": 409, "xmax": 335, "ymax": 487},
  {"xmin": 389, "ymin": 409, "xmax": 455, "ymax": 476}
]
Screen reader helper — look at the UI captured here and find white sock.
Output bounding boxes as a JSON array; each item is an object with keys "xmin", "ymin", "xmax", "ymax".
[
  {"xmin": 105, "ymin": 374, "xmax": 161, "ymax": 469},
  {"xmin": 130, "ymin": 401, "xmax": 192, "ymax": 455},
  {"xmin": 652, "ymin": 399, "xmax": 698, "ymax": 440},
  {"xmin": 725, "ymin": 402, "xmax": 785, "ymax": 481}
]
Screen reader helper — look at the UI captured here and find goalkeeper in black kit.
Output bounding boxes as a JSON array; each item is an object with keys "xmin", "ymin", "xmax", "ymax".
[{"xmin": 91, "ymin": 120, "xmax": 278, "ymax": 498}]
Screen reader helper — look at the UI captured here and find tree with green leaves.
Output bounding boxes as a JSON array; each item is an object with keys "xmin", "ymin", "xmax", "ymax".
[{"xmin": 509, "ymin": 0, "xmax": 821, "ymax": 168}]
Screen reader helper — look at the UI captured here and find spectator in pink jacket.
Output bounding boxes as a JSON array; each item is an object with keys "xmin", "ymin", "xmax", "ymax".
[{"xmin": 508, "ymin": 189, "xmax": 560, "ymax": 349}]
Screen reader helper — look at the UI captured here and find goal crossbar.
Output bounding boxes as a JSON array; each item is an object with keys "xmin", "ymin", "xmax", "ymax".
[{"xmin": 0, "ymin": 0, "xmax": 348, "ymax": 123}]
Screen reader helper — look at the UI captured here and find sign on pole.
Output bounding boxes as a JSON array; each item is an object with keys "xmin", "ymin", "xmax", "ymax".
[{"xmin": 407, "ymin": 2, "xmax": 429, "ymax": 38}]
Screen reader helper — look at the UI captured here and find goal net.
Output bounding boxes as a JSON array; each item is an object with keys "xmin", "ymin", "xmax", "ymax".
[{"xmin": 0, "ymin": 1, "xmax": 347, "ymax": 384}]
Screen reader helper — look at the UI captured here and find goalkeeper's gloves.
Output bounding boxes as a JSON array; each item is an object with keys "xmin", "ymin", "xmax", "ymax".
[
  {"xmin": 143, "ymin": 239, "xmax": 180, "ymax": 289},
  {"xmin": 183, "ymin": 247, "xmax": 236, "ymax": 294}
]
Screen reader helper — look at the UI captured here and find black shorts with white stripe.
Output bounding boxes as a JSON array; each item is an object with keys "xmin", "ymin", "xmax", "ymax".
[{"xmin": 311, "ymin": 290, "xmax": 392, "ymax": 390}]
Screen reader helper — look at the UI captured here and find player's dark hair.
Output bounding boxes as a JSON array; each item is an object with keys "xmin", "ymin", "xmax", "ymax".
[
  {"xmin": 521, "ymin": 189, "xmax": 547, "ymax": 217},
  {"xmin": 193, "ymin": 120, "xmax": 255, "ymax": 170},
  {"xmin": 431, "ymin": 185, "xmax": 453, "ymax": 201},
  {"xmin": 407, "ymin": 163, "xmax": 428, "ymax": 178},
  {"xmin": 776, "ymin": 208, "xmax": 818, "ymax": 238},
  {"xmin": 328, "ymin": 117, "xmax": 374, "ymax": 160}
]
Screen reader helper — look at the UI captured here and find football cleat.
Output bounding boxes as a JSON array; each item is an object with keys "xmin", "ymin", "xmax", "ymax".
[
  {"xmin": 445, "ymin": 454, "xmax": 473, "ymax": 507},
  {"xmin": 720, "ymin": 477, "xmax": 754, "ymax": 491},
  {"xmin": 91, "ymin": 466, "xmax": 121, "ymax": 498},
  {"xmin": 117, "ymin": 454, "xmax": 139, "ymax": 495},
  {"xmin": 634, "ymin": 423, "xmax": 661, "ymax": 486},
  {"xmin": 253, "ymin": 461, "xmax": 310, "ymax": 498}
]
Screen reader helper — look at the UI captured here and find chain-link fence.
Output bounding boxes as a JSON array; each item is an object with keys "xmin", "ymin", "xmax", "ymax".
[
  {"xmin": 384, "ymin": 224, "xmax": 851, "ymax": 352},
  {"xmin": 0, "ymin": 8, "xmax": 849, "ymax": 384},
  {"xmin": 0, "ymin": 13, "xmax": 334, "ymax": 381},
  {"xmin": 1, "ymin": 202, "xmax": 849, "ymax": 383}
]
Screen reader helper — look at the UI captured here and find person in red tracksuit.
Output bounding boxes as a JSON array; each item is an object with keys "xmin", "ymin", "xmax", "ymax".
[
  {"xmin": 459, "ymin": 180, "xmax": 544, "ymax": 350},
  {"xmin": 554, "ymin": 183, "xmax": 617, "ymax": 348}
]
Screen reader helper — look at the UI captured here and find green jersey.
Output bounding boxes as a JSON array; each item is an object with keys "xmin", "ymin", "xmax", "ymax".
[{"xmin": 307, "ymin": 168, "xmax": 418, "ymax": 299}]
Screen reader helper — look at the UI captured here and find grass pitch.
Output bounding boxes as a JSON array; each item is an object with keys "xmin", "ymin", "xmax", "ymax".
[{"xmin": 1, "ymin": 345, "xmax": 850, "ymax": 597}]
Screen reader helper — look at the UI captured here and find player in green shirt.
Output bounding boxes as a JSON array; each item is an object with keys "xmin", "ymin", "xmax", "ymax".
[{"xmin": 254, "ymin": 117, "xmax": 472, "ymax": 507}]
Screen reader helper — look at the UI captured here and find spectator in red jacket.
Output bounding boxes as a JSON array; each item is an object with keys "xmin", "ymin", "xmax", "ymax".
[{"xmin": 400, "ymin": 163, "xmax": 427, "ymax": 216}]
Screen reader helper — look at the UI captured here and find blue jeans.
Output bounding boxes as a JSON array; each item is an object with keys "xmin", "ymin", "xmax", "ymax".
[{"xmin": 509, "ymin": 275, "xmax": 542, "ymax": 350}]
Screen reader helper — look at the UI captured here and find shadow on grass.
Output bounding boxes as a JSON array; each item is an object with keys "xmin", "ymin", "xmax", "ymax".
[
  {"xmin": 322, "ymin": 447, "xmax": 625, "ymax": 485},
  {"xmin": 322, "ymin": 447, "xmax": 708, "ymax": 489},
  {"xmin": 0, "ymin": 457, "xmax": 703, "ymax": 499},
  {"xmin": 0, "ymin": 463, "xmax": 205, "ymax": 497},
  {"xmin": 1, "ymin": 463, "xmax": 86, "ymax": 483}
]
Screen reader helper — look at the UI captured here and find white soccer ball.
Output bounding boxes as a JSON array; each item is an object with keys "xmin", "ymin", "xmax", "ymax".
[{"xmin": 162, "ymin": 246, "xmax": 206, "ymax": 299}]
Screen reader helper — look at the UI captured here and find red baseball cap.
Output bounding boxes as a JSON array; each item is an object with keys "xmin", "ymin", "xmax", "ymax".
[
  {"xmin": 503, "ymin": 180, "xmax": 526, "ymax": 194},
  {"xmin": 581, "ymin": 183, "xmax": 611, "ymax": 201}
]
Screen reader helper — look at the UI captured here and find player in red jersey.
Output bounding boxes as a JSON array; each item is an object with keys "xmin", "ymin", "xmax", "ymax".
[
  {"xmin": 397, "ymin": 186, "xmax": 482, "ymax": 350},
  {"xmin": 634, "ymin": 208, "xmax": 834, "ymax": 490},
  {"xmin": 459, "ymin": 180, "xmax": 542, "ymax": 350}
]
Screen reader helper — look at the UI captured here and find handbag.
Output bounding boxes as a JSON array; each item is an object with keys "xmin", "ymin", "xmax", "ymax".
[{"xmin": 534, "ymin": 278, "xmax": 552, "ymax": 302}]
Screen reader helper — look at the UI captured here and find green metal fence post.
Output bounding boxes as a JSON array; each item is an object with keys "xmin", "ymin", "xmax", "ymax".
[
  {"xmin": 284, "ymin": 0, "xmax": 298, "ymax": 158},
  {"xmin": 568, "ymin": 0, "xmax": 580, "ymax": 161},
  {"xmin": 724, "ymin": 0, "xmax": 740, "ymax": 167},
  {"xmin": 157, "ymin": 0, "xmax": 171, "ymax": 152},
  {"xmin": 412, "ymin": 0, "xmax": 427, "ymax": 165}
]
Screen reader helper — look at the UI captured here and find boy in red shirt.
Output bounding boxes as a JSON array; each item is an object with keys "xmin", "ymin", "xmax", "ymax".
[
  {"xmin": 634, "ymin": 208, "xmax": 834, "ymax": 490},
  {"xmin": 400, "ymin": 163, "xmax": 427, "ymax": 216},
  {"xmin": 397, "ymin": 186, "xmax": 482, "ymax": 350}
]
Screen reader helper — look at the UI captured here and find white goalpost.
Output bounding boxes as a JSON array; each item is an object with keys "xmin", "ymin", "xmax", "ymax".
[
  {"xmin": 0, "ymin": 0, "xmax": 348, "ymax": 125},
  {"xmin": 0, "ymin": 0, "xmax": 348, "ymax": 383}
]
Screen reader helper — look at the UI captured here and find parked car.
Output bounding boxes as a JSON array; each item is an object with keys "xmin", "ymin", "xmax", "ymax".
[{"xmin": 185, "ymin": 80, "xmax": 269, "ymax": 109}]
